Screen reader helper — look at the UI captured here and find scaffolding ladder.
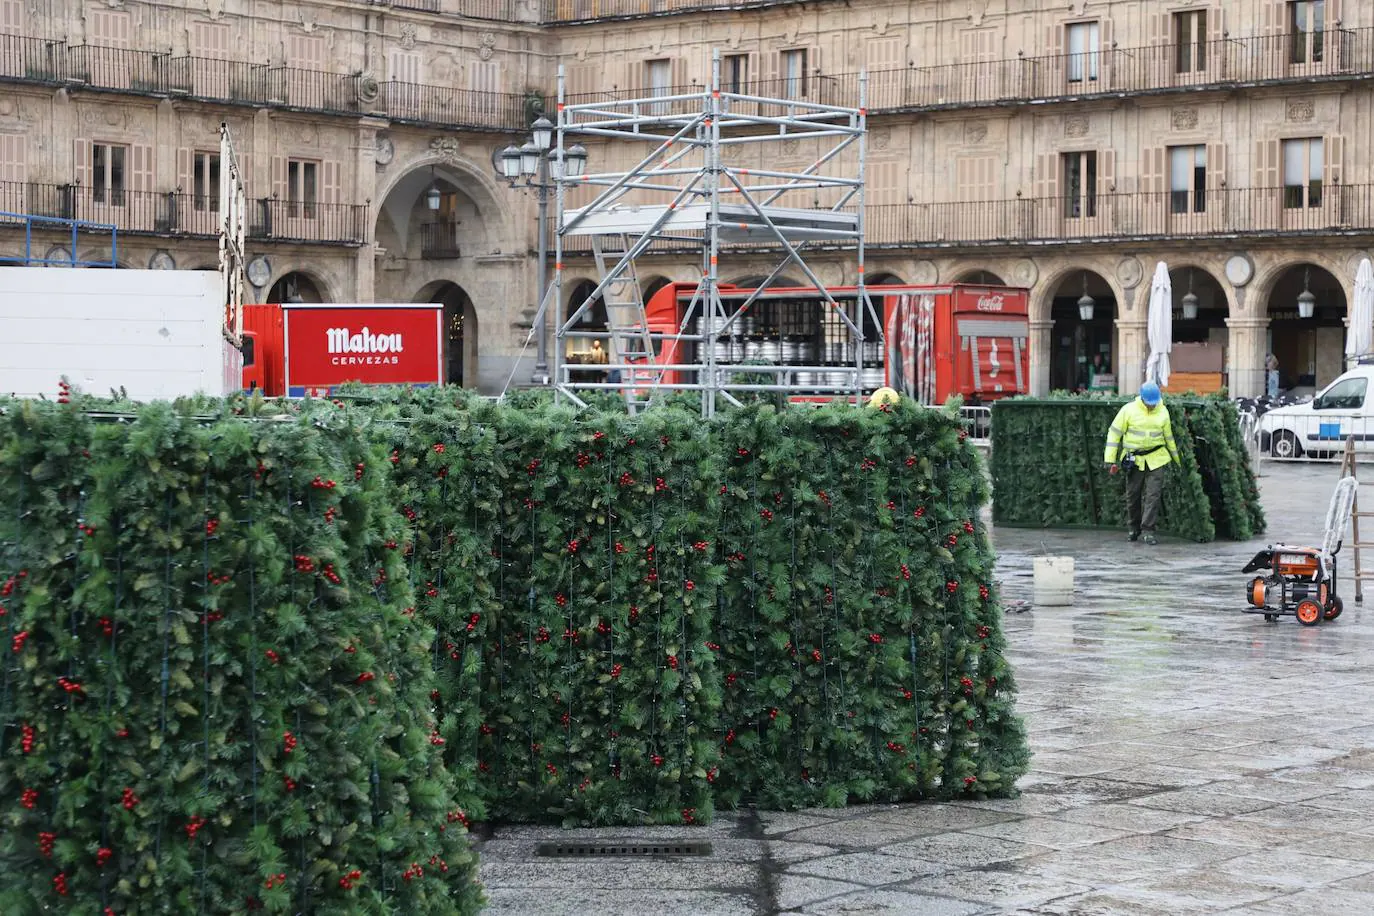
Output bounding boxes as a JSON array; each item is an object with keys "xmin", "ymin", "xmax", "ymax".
[
  {"xmin": 590, "ymin": 232, "xmax": 659, "ymax": 410},
  {"xmin": 1340, "ymin": 438, "xmax": 1374, "ymax": 602}
]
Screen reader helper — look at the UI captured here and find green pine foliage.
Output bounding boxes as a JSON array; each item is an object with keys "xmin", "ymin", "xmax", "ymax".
[
  {"xmin": 0, "ymin": 396, "xmax": 483, "ymax": 915},
  {"xmin": 989, "ymin": 395, "xmax": 1265, "ymax": 542},
  {"xmin": 712, "ymin": 402, "xmax": 1028, "ymax": 809}
]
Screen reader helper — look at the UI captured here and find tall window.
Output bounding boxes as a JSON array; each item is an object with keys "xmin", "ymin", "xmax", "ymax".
[
  {"xmin": 1174, "ymin": 10, "xmax": 1207, "ymax": 73},
  {"xmin": 782, "ymin": 48, "xmax": 808, "ymax": 97},
  {"xmin": 1066, "ymin": 22, "xmax": 1099, "ymax": 83},
  {"xmin": 193, "ymin": 151, "xmax": 220, "ymax": 212},
  {"xmin": 723, "ymin": 54, "xmax": 749, "ymax": 93},
  {"xmin": 287, "ymin": 158, "xmax": 318, "ymax": 218},
  {"xmin": 92, "ymin": 142, "xmax": 127, "ymax": 205},
  {"xmin": 1, "ymin": 0, "xmax": 25, "ymax": 36},
  {"xmin": 645, "ymin": 58, "xmax": 671, "ymax": 114},
  {"xmin": 1289, "ymin": 0, "xmax": 1325, "ymax": 64},
  {"xmin": 1282, "ymin": 137, "xmax": 1323, "ymax": 208},
  {"xmin": 1169, "ymin": 145, "xmax": 1206, "ymax": 213},
  {"xmin": 1062, "ymin": 151, "xmax": 1097, "ymax": 218}
]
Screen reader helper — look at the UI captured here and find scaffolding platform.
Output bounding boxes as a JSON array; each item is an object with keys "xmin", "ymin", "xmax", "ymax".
[{"xmin": 539, "ymin": 51, "xmax": 877, "ymax": 416}]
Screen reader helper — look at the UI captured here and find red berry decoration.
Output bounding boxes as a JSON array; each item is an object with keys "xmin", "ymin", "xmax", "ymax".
[
  {"xmin": 946, "ymin": 580, "xmax": 960, "ymax": 593},
  {"xmin": 21, "ymin": 723, "xmax": 34, "ymax": 754},
  {"xmin": 38, "ymin": 831, "xmax": 56, "ymax": 857},
  {"xmin": 205, "ymin": 518, "xmax": 219, "ymax": 536},
  {"xmin": 979, "ymin": 584, "xmax": 991, "ymax": 600},
  {"xmin": 21, "ymin": 788, "xmax": 38, "ymax": 809},
  {"xmin": 868, "ymin": 633, "xmax": 883, "ymax": 644},
  {"xmin": 913, "ymin": 506, "xmax": 926, "ymax": 519},
  {"xmin": 53, "ymin": 872, "xmax": 69, "ymax": 896},
  {"xmin": 899, "ymin": 564, "xmax": 911, "ymax": 581},
  {"xmin": 684, "ymin": 580, "xmax": 695, "ymax": 591},
  {"xmin": 121, "ymin": 787, "xmax": 139, "ymax": 810},
  {"xmin": 185, "ymin": 816, "xmax": 206, "ymax": 842},
  {"xmin": 11, "ymin": 630, "xmax": 29, "ymax": 652},
  {"xmin": 339, "ymin": 868, "xmax": 364, "ymax": 890},
  {"xmin": 651, "ymin": 754, "xmax": 664, "ymax": 767},
  {"xmin": 283, "ymin": 776, "xmax": 297, "ymax": 792},
  {"xmin": 610, "ymin": 663, "xmax": 623, "ymax": 679},
  {"xmin": 666, "ymin": 654, "xmax": 679, "ymax": 670},
  {"xmin": 282, "ymin": 731, "xmax": 298, "ymax": 755},
  {"xmin": 96, "ymin": 846, "xmax": 113, "ymax": 867},
  {"xmin": 963, "ymin": 520, "xmax": 976, "ymax": 534},
  {"xmin": 811, "ymin": 649, "xmax": 822, "ymax": 663}
]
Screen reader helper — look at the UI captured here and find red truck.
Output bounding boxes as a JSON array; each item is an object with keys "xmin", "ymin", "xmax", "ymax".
[
  {"xmin": 640, "ymin": 282, "xmax": 1030, "ymax": 405},
  {"xmin": 242, "ymin": 303, "xmax": 444, "ymax": 397}
]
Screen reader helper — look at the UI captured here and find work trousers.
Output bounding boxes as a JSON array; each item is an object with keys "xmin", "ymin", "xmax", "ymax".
[{"xmin": 1126, "ymin": 464, "xmax": 1166, "ymax": 534}]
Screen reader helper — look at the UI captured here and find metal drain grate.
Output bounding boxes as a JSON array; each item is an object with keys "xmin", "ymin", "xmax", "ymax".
[{"xmin": 535, "ymin": 840, "xmax": 713, "ymax": 858}]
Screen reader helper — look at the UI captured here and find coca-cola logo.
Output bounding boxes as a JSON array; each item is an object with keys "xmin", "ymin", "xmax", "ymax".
[{"xmin": 976, "ymin": 295, "xmax": 1004, "ymax": 312}]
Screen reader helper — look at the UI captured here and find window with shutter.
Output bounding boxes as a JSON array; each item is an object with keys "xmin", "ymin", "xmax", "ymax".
[
  {"xmin": 0, "ymin": 133, "xmax": 24, "ymax": 183},
  {"xmin": 468, "ymin": 60, "xmax": 500, "ymax": 94},
  {"xmin": 1168, "ymin": 144, "xmax": 1206, "ymax": 213},
  {"xmin": 288, "ymin": 34, "xmax": 326, "ymax": 71},
  {"xmin": 1288, "ymin": 1, "xmax": 1326, "ymax": 65},
  {"xmin": 0, "ymin": 0, "xmax": 23, "ymax": 36},
  {"xmin": 389, "ymin": 50, "xmax": 422, "ymax": 85},
  {"xmin": 191, "ymin": 21, "xmax": 230, "ymax": 59},
  {"xmin": 286, "ymin": 158, "xmax": 318, "ymax": 219},
  {"xmin": 955, "ymin": 156, "xmax": 996, "ymax": 202},
  {"xmin": 866, "ymin": 161, "xmax": 902, "ymax": 205},
  {"xmin": 91, "ymin": 142, "xmax": 129, "ymax": 206},
  {"xmin": 129, "ymin": 143, "xmax": 153, "ymax": 194},
  {"xmin": 89, "ymin": 9, "xmax": 131, "ymax": 48},
  {"xmin": 1174, "ymin": 11, "xmax": 1208, "ymax": 73},
  {"xmin": 1065, "ymin": 22, "xmax": 1100, "ymax": 83},
  {"xmin": 1282, "ymin": 137, "xmax": 1323, "ymax": 208},
  {"xmin": 1061, "ymin": 151, "xmax": 1097, "ymax": 218},
  {"xmin": 781, "ymin": 48, "xmax": 808, "ymax": 98}
]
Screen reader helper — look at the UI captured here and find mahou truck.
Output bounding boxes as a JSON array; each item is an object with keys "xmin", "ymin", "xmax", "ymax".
[{"xmin": 243, "ymin": 303, "xmax": 444, "ymax": 397}]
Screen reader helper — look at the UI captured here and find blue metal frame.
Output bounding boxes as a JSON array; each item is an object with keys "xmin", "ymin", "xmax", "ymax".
[{"xmin": 0, "ymin": 211, "xmax": 120, "ymax": 268}]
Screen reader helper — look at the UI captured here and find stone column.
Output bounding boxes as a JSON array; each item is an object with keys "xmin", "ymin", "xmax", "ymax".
[
  {"xmin": 1115, "ymin": 318, "xmax": 1148, "ymax": 396},
  {"xmin": 1226, "ymin": 316, "xmax": 1268, "ymax": 398},
  {"xmin": 354, "ymin": 118, "xmax": 386, "ymax": 302},
  {"xmin": 1029, "ymin": 319, "xmax": 1054, "ymax": 396}
]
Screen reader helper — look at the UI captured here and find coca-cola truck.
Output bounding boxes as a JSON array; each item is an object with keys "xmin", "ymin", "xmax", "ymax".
[{"xmin": 242, "ymin": 303, "xmax": 444, "ymax": 397}]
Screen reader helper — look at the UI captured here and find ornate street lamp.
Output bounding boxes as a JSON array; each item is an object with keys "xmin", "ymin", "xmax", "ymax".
[
  {"xmin": 1181, "ymin": 268, "xmax": 1199, "ymax": 320},
  {"xmin": 1077, "ymin": 272, "xmax": 1096, "ymax": 321},
  {"xmin": 1297, "ymin": 268, "xmax": 1317, "ymax": 319}
]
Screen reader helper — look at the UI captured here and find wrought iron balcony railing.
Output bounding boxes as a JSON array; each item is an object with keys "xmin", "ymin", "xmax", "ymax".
[
  {"xmin": 420, "ymin": 220, "xmax": 462, "ymax": 259},
  {"xmin": 0, "ymin": 36, "xmax": 528, "ymax": 132},
  {"xmin": 541, "ymin": 0, "xmax": 788, "ymax": 24},
  {"xmin": 559, "ymin": 185, "xmax": 1374, "ymax": 255},
  {"xmin": 0, "ymin": 181, "xmax": 368, "ymax": 245},
  {"xmin": 558, "ymin": 28, "xmax": 1372, "ymax": 114}
]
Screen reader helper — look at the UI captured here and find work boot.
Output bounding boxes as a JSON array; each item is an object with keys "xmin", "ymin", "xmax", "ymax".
[
  {"xmin": 1142, "ymin": 533, "xmax": 1158, "ymax": 546},
  {"xmin": 1127, "ymin": 530, "xmax": 1140, "ymax": 542}
]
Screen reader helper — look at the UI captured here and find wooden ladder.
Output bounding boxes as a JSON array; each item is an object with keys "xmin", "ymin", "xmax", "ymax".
[{"xmin": 1341, "ymin": 438, "xmax": 1374, "ymax": 602}]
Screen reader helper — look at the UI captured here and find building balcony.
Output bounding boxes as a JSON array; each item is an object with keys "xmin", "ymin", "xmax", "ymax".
[
  {"xmin": 541, "ymin": 0, "xmax": 788, "ymax": 24},
  {"xmin": 0, "ymin": 181, "xmax": 368, "ymax": 246},
  {"xmin": 555, "ymin": 29, "xmax": 1372, "ymax": 113},
  {"xmin": 420, "ymin": 220, "xmax": 462, "ymax": 259},
  {"xmin": 0, "ymin": 35, "xmax": 528, "ymax": 133},
  {"xmin": 559, "ymin": 185, "xmax": 1374, "ymax": 256}
]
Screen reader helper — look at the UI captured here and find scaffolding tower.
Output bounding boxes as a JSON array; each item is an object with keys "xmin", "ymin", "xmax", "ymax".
[{"xmin": 546, "ymin": 51, "xmax": 876, "ymax": 416}]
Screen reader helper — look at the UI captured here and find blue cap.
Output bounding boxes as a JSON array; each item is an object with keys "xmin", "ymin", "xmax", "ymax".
[{"xmin": 1140, "ymin": 382, "xmax": 1162, "ymax": 406}]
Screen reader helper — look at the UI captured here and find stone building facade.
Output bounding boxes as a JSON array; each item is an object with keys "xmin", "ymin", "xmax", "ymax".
[{"xmin": 2, "ymin": 0, "xmax": 1371, "ymax": 396}]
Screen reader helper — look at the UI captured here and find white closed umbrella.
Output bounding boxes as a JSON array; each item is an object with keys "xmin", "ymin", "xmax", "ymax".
[
  {"xmin": 1346, "ymin": 257, "xmax": 1374, "ymax": 365},
  {"xmin": 1143, "ymin": 261, "xmax": 1172, "ymax": 389}
]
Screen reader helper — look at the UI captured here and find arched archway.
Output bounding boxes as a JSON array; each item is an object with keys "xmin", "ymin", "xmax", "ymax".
[
  {"xmin": 867, "ymin": 272, "xmax": 906, "ymax": 286},
  {"xmin": 1167, "ymin": 265, "xmax": 1228, "ymax": 345},
  {"xmin": 375, "ymin": 163, "xmax": 499, "ymax": 267},
  {"xmin": 1265, "ymin": 263, "xmax": 1348, "ymax": 394},
  {"xmin": 642, "ymin": 275, "xmax": 672, "ymax": 304},
  {"xmin": 1047, "ymin": 269, "xmax": 1118, "ymax": 392},
  {"xmin": 729, "ymin": 274, "xmax": 805, "ymax": 289},
  {"xmin": 414, "ymin": 280, "xmax": 478, "ymax": 387},
  {"xmin": 953, "ymin": 268, "xmax": 1007, "ymax": 286},
  {"xmin": 563, "ymin": 280, "xmax": 610, "ymax": 377},
  {"xmin": 267, "ymin": 272, "xmax": 325, "ymax": 303}
]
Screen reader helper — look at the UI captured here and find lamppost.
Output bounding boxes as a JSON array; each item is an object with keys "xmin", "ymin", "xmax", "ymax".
[{"xmin": 493, "ymin": 117, "xmax": 588, "ymax": 385}]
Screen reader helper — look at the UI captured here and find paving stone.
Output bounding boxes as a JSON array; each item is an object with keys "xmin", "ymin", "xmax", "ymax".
[
  {"xmin": 768, "ymin": 841, "xmax": 843, "ymax": 866},
  {"xmin": 867, "ymin": 804, "xmax": 1020, "ymax": 832},
  {"xmin": 784, "ymin": 821, "xmax": 932, "ymax": 849},
  {"xmin": 788, "ymin": 851, "xmax": 949, "ymax": 887},
  {"xmin": 774, "ymin": 875, "xmax": 867, "ymax": 911},
  {"xmin": 1227, "ymin": 887, "xmax": 1374, "ymax": 915},
  {"xmin": 1075, "ymin": 832, "xmax": 1249, "ymax": 867},
  {"xmin": 482, "ymin": 888, "xmax": 761, "ymax": 915},
  {"xmin": 759, "ymin": 812, "xmax": 842, "ymax": 837},
  {"xmin": 478, "ymin": 859, "xmax": 758, "ymax": 891},
  {"xmin": 1163, "ymin": 816, "xmax": 1333, "ymax": 850},
  {"xmin": 1236, "ymin": 802, "xmax": 1374, "ymax": 834},
  {"xmin": 882, "ymin": 833, "xmax": 1049, "ymax": 868},
  {"xmin": 901, "ymin": 865, "xmax": 1092, "ymax": 907},
  {"xmin": 1053, "ymin": 801, "xmax": 1207, "ymax": 833},
  {"xmin": 797, "ymin": 889, "xmax": 988, "ymax": 915},
  {"xmin": 1211, "ymin": 848, "xmax": 1374, "ymax": 887},
  {"xmin": 1127, "ymin": 786, "xmax": 1279, "ymax": 817},
  {"xmin": 960, "ymin": 815, "xmax": 1130, "ymax": 850}
]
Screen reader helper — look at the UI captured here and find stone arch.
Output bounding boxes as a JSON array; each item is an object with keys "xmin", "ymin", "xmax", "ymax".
[
  {"xmin": 1261, "ymin": 261, "xmax": 1349, "ymax": 392},
  {"xmin": 1040, "ymin": 267, "xmax": 1121, "ymax": 392},
  {"xmin": 728, "ymin": 274, "xmax": 806, "ymax": 288},
  {"xmin": 266, "ymin": 270, "xmax": 330, "ymax": 303},
  {"xmin": 1033, "ymin": 263, "xmax": 1127, "ymax": 326},
  {"xmin": 1165, "ymin": 264, "xmax": 1230, "ymax": 347},
  {"xmin": 867, "ymin": 272, "xmax": 907, "ymax": 286},
  {"xmin": 641, "ymin": 275, "xmax": 672, "ymax": 305},
  {"xmin": 374, "ymin": 156, "xmax": 515, "ymax": 264},
  {"xmin": 1250, "ymin": 252, "xmax": 1353, "ymax": 318},
  {"xmin": 952, "ymin": 268, "xmax": 1007, "ymax": 285},
  {"xmin": 413, "ymin": 280, "xmax": 479, "ymax": 387}
]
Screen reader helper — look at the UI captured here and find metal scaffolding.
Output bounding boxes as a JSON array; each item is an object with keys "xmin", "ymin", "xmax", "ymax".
[{"xmin": 544, "ymin": 51, "xmax": 876, "ymax": 416}]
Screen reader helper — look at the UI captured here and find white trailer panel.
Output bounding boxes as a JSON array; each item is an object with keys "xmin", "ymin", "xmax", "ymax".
[{"xmin": 0, "ymin": 268, "xmax": 229, "ymax": 401}]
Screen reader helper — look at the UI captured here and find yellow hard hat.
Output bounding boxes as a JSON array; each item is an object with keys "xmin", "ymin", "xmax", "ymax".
[{"xmin": 869, "ymin": 387, "xmax": 900, "ymax": 408}]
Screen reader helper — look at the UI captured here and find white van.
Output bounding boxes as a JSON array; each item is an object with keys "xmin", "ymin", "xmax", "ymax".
[{"xmin": 1258, "ymin": 364, "xmax": 1374, "ymax": 458}]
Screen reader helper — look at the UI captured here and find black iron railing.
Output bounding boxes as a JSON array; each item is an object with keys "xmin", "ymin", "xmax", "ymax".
[
  {"xmin": 542, "ymin": 0, "xmax": 789, "ymax": 23},
  {"xmin": 559, "ymin": 185, "xmax": 1374, "ymax": 254},
  {"xmin": 0, "ymin": 39, "xmax": 528, "ymax": 132},
  {"xmin": 420, "ymin": 221, "xmax": 462, "ymax": 258},
  {"xmin": 0, "ymin": 181, "xmax": 368, "ymax": 245}
]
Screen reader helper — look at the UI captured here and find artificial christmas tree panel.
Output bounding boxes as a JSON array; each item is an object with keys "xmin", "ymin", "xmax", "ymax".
[
  {"xmin": 990, "ymin": 396, "xmax": 1262, "ymax": 542},
  {"xmin": 0, "ymin": 397, "xmax": 484, "ymax": 915}
]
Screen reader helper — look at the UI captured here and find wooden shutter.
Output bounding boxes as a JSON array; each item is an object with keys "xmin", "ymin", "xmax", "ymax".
[
  {"xmin": 73, "ymin": 138, "xmax": 92, "ymax": 188},
  {"xmin": 389, "ymin": 50, "xmax": 422, "ymax": 84},
  {"xmin": 1253, "ymin": 139, "xmax": 1280, "ymax": 188},
  {"xmin": 128, "ymin": 144, "xmax": 153, "ymax": 194},
  {"xmin": 1098, "ymin": 19, "xmax": 1114, "ymax": 87},
  {"xmin": 1328, "ymin": 0, "xmax": 1343, "ymax": 24},
  {"xmin": 0, "ymin": 0, "xmax": 23, "ymax": 36},
  {"xmin": 91, "ymin": 9, "xmax": 131, "ymax": 48},
  {"xmin": 869, "ymin": 36, "xmax": 905, "ymax": 69},
  {"xmin": 270, "ymin": 155, "xmax": 287, "ymax": 200},
  {"xmin": 321, "ymin": 159, "xmax": 341, "ymax": 205},
  {"xmin": 1043, "ymin": 23, "xmax": 1065, "ymax": 95},
  {"xmin": 1259, "ymin": 1, "xmax": 1285, "ymax": 35},
  {"xmin": 192, "ymin": 21, "xmax": 230, "ymax": 58},
  {"xmin": 176, "ymin": 147, "xmax": 193, "ymax": 193},
  {"xmin": 1207, "ymin": 5, "xmax": 1225, "ymax": 43},
  {"xmin": 469, "ymin": 60, "xmax": 500, "ymax": 94},
  {"xmin": 288, "ymin": 33, "xmax": 324, "ymax": 70},
  {"xmin": 1097, "ymin": 147, "xmax": 1116, "ymax": 195},
  {"xmin": 0, "ymin": 133, "xmax": 25, "ymax": 182},
  {"xmin": 1139, "ymin": 146, "xmax": 1165, "ymax": 232},
  {"xmin": 671, "ymin": 57, "xmax": 687, "ymax": 88},
  {"xmin": 1205, "ymin": 142, "xmax": 1225, "ymax": 211},
  {"xmin": 1325, "ymin": 135, "xmax": 1344, "ymax": 186}
]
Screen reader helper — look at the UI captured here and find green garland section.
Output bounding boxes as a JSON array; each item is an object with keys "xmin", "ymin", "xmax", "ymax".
[
  {"xmin": 0, "ymin": 400, "xmax": 484, "ymax": 915},
  {"xmin": 3, "ymin": 388, "xmax": 1030, "ymax": 896},
  {"xmin": 990, "ymin": 395, "xmax": 1266, "ymax": 542}
]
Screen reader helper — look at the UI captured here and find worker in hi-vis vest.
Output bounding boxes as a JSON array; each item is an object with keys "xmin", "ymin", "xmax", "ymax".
[{"xmin": 1103, "ymin": 382, "xmax": 1182, "ymax": 546}]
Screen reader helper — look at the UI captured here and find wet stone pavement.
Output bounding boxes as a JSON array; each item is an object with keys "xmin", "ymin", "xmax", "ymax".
[{"xmin": 478, "ymin": 462, "xmax": 1374, "ymax": 914}]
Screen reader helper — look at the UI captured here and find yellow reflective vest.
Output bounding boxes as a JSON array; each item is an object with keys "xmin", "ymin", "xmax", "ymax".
[{"xmin": 1104, "ymin": 398, "xmax": 1182, "ymax": 471}]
